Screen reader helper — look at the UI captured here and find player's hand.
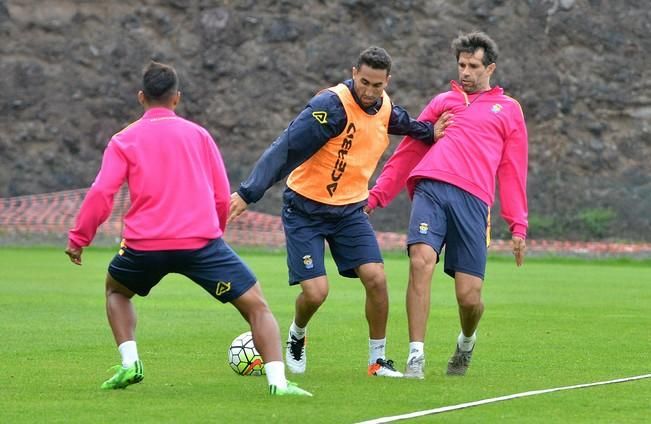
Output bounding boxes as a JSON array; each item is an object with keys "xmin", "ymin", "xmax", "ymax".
[
  {"xmin": 511, "ymin": 236, "xmax": 526, "ymax": 267},
  {"xmin": 434, "ymin": 111, "xmax": 454, "ymax": 142},
  {"xmin": 228, "ymin": 192, "xmax": 248, "ymax": 223},
  {"xmin": 65, "ymin": 245, "xmax": 83, "ymax": 266},
  {"xmin": 363, "ymin": 205, "xmax": 374, "ymax": 216}
]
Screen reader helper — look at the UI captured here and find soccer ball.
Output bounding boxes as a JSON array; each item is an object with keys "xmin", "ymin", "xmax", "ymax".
[{"xmin": 227, "ymin": 331, "xmax": 265, "ymax": 376}]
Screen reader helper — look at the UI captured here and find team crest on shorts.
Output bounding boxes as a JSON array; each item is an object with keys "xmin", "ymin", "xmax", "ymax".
[
  {"xmin": 215, "ymin": 281, "xmax": 231, "ymax": 296},
  {"xmin": 419, "ymin": 222, "xmax": 429, "ymax": 235},
  {"xmin": 302, "ymin": 255, "xmax": 314, "ymax": 269}
]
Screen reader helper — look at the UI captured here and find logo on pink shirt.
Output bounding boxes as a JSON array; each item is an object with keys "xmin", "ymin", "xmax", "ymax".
[{"xmin": 491, "ymin": 104, "xmax": 503, "ymax": 113}]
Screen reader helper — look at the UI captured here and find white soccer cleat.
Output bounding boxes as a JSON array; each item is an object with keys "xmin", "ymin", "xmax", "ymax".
[
  {"xmin": 368, "ymin": 358, "xmax": 403, "ymax": 378},
  {"xmin": 404, "ymin": 354, "xmax": 425, "ymax": 379},
  {"xmin": 285, "ymin": 334, "xmax": 306, "ymax": 374}
]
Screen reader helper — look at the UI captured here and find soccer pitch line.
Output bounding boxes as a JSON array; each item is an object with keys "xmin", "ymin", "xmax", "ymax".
[{"xmin": 356, "ymin": 373, "xmax": 651, "ymax": 423}]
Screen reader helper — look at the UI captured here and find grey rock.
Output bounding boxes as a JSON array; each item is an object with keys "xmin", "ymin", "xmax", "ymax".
[{"xmin": 1, "ymin": 0, "xmax": 649, "ymax": 241}]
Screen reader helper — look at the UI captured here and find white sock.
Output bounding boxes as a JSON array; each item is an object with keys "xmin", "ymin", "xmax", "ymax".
[
  {"xmin": 265, "ymin": 361, "xmax": 287, "ymax": 389},
  {"xmin": 408, "ymin": 341, "xmax": 424, "ymax": 359},
  {"xmin": 457, "ymin": 331, "xmax": 476, "ymax": 352},
  {"xmin": 368, "ymin": 338, "xmax": 386, "ymax": 365},
  {"xmin": 289, "ymin": 320, "xmax": 306, "ymax": 339},
  {"xmin": 118, "ymin": 340, "xmax": 139, "ymax": 367}
]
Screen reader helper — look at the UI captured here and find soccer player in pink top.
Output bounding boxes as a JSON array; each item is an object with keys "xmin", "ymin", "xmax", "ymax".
[
  {"xmin": 367, "ymin": 32, "xmax": 528, "ymax": 378},
  {"xmin": 65, "ymin": 61, "xmax": 311, "ymax": 396}
]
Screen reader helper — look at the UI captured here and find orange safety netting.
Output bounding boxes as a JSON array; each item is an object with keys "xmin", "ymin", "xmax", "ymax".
[{"xmin": 1, "ymin": 188, "xmax": 651, "ymax": 256}]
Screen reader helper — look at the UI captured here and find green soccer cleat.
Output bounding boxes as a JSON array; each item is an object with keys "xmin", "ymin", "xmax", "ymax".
[
  {"xmin": 269, "ymin": 381, "xmax": 313, "ymax": 397},
  {"xmin": 101, "ymin": 360, "xmax": 144, "ymax": 390}
]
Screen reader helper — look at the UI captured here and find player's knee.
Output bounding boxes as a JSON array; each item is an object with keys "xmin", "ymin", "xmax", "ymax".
[
  {"xmin": 247, "ymin": 295, "xmax": 271, "ymax": 313},
  {"xmin": 409, "ymin": 248, "xmax": 436, "ymax": 273},
  {"xmin": 247, "ymin": 302, "xmax": 274, "ymax": 323},
  {"xmin": 360, "ymin": 270, "xmax": 387, "ymax": 292},
  {"xmin": 457, "ymin": 292, "xmax": 482, "ymax": 309},
  {"xmin": 302, "ymin": 285, "xmax": 328, "ymax": 306},
  {"xmin": 233, "ymin": 291, "xmax": 273, "ymax": 323}
]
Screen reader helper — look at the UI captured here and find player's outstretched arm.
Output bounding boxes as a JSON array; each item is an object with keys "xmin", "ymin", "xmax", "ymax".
[{"xmin": 228, "ymin": 192, "xmax": 248, "ymax": 223}]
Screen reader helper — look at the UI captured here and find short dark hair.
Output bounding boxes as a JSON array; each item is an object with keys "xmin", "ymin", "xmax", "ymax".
[
  {"xmin": 451, "ymin": 31, "xmax": 499, "ymax": 66},
  {"xmin": 142, "ymin": 61, "xmax": 179, "ymax": 103},
  {"xmin": 356, "ymin": 46, "xmax": 392, "ymax": 74}
]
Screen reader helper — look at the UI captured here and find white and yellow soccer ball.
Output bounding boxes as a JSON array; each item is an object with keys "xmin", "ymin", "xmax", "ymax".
[{"xmin": 227, "ymin": 331, "xmax": 265, "ymax": 376}]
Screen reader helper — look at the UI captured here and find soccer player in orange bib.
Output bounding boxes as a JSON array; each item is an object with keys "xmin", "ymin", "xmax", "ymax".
[{"xmin": 229, "ymin": 47, "xmax": 451, "ymax": 377}]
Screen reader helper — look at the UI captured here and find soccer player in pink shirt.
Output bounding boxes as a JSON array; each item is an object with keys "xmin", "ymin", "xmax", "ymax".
[
  {"xmin": 367, "ymin": 32, "xmax": 528, "ymax": 378},
  {"xmin": 65, "ymin": 61, "xmax": 311, "ymax": 396}
]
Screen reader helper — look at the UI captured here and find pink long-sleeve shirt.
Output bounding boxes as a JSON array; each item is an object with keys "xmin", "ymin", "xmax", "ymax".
[
  {"xmin": 368, "ymin": 80, "xmax": 529, "ymax": 238},
  {"xmin": 68, "ymin": 107, "xmax": 230, "ymax": 250}
]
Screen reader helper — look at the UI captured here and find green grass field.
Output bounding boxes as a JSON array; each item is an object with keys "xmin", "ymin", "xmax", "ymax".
[{"xmin": 1, "ymin": 247, "xmax": 650, "ymax": 423}]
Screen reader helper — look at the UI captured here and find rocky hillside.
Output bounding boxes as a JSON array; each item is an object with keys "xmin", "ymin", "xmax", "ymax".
[{"xmin": 1, "ymin": 0, "xmax": 649, "ymax": 240}]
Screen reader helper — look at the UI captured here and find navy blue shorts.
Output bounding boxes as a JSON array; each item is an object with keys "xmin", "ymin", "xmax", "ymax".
[
  {"xmin": 408, "ymin": 180, "xmax": 489, "ymax": 279},
  {"xmin": 108, "ymin": 238, "xmax": 257, "ymax": 303},
  {"xmin": 281, "ymin": 191, "xmax": 383, "ymax": 285}
]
